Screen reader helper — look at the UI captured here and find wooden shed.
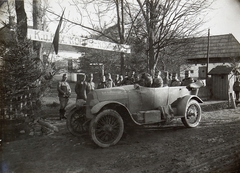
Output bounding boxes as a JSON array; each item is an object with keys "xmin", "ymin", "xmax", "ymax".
[{"xmin": 208, "ymin": 66, "xmax": 235, "ymax": 100}]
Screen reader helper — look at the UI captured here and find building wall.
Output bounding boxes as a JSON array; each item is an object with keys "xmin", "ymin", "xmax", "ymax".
[{"xmin": 180, "ymin": 62, "xmax": 232, "ymax": 80}]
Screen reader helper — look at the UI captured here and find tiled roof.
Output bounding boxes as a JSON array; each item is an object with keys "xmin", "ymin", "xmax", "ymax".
[
  {"xmin": 208, "ymin": 66, "xmax": 234, "ymax": 75},
  {"xmin": 187, "ymin": 34, "xmax": 240, "ymax": 59}
]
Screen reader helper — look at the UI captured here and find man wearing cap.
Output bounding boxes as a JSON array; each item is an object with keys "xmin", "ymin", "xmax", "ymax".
[
  {"xmin": 170, "ymin": 73, "xmax": 181, "ymax": 86},
  {"xmin": 57, "ymin": 73, "xmax": 71, "ymax": 120},
  {"xmin": 233, "ymin": 77, "xmax": 240, "ymax": 103},
  {"xmin": 163, "ymin": 71, "xmax": 170, "ymax": 87},
  {"xmin": 181, "ymin": 70, "xmax": 195, "ymax": 86},
  {"xmin": 87, "ymin": 73, "xmax": 95, "ymax": 94},
  {"xmin": 152, "ymin": 70, "xmax": 163, "ymax": 87},
  {"xmin": 75, "ymin": 73, "xmax": 88, "ymax": 101},
  {"xmin": 105, "ymin": 73, "xmax": 115, "ymax": 88}
]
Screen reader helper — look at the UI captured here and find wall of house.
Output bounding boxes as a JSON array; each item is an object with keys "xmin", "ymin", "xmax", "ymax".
[{"xmin": 180, "ymin": 63, "xmax": 232, "ymax": 80}]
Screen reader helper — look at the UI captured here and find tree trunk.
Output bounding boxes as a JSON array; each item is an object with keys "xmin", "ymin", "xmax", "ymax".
[
  {"xmin": 15, "ymin": 0, "xmax": 27, "ymax": 41},
  {"xmin": 32, "ymin": 0, "xmax": 43, "ymax": 61},
  {"xmin": 148, "ymin": 1, "xmax": 155, "ymax": 76},
  {"xmin": 116, "ymin": 0, "xmax": 125, "ymax": 75}
]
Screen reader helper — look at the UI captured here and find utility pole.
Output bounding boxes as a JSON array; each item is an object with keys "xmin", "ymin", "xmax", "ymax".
[{"xmin": 206, "ymin": 29, "xmax": 210, "ymax": 85}]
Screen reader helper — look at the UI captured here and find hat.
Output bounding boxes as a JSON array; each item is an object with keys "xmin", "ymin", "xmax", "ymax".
[{"xmin": 77, "ymin": 73, "xmax": 86, "ymax": 81}]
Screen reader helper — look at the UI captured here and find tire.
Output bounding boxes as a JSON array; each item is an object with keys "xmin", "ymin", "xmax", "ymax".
[
  {"xmin": 89, "ymin": 109, "xmax": 124, "ymax": 148},
  {"xmin": 66, "ymin": 107, "xmax": 89, "ymax": 136},
  {"xmin": 181, "ymin": 100, "xmax": 201, "ymax": 128}
]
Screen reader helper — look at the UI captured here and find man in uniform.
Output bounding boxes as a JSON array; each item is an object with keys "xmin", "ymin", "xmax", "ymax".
[
  {"xmin": 57, "ymin": 73, "xmax": 71, "ymax": 120},
  {"xmin": 75, "ymin": 73, "xmax": 88, "ymax": 101},
  {"xmin": 233, "ymin": 77, "xmax": 240, "ymax": 103},
  {"xmin": 87, "ymin": 73, "xmax": 95, "ymax": 94},
  {"xmin": 152, "ymin": 70, "xmax": 163, "ymax": 87},
  {"xmin": 105, "ymin": 73, "xmax": 115, "ymax": 88},
  {"xmin": 181, "ymin": 70, "xmax": 195, "ymax": 86},
  {"xmin": 170, "ymin": 72, "xmax": 181, "ymax": 86}
]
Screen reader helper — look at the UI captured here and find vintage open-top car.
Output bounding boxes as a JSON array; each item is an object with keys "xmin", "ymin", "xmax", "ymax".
[{"xmin": 66, "ymin": 80, "xmax": 203, "ymax": 148}]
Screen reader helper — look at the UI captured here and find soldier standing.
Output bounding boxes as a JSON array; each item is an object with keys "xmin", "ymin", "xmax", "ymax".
[
  {"xmin": 75, "ymin": 73, "xmax": 88, "ymax": 101},
  {"xmin": 57, "ymin": 73, "xmax": 71, "ymax": 120},
  {"xmin": 181, "ymin": 70, "xmax": 195, "ymax": 86},
  {"xmin": 170, "ymin": 73, "xmax": 181, "ymax": 86},
  {"xmin": 87, "ymin": 73, "xmax": 95, "ymax": 94},
  {"xmin": 97, "ymin": 75, "xmax": 107, "ymax": 89},
  {"xmin": 106, "ymin": 73, "xmax": 115, "ymax": 88},
  {"xmin": 233, "ymin": 77, "xmax": 240, "ymax": 102},
  {"xmin": 152, "ymin": 70, "xmax": 163, "ymax": 87},
  {"xmin": 163, "ymin": 71, "xmax": 170, "ymax": 87}
]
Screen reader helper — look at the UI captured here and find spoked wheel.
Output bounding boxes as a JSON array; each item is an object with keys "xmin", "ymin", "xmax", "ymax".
[
  {"xmin": 67, "ymin": 107, "xmax": 90, "ymax": 136},
  {"xmin": 181, "ymin": 100, "xmax": 201, "ymax": 128},
  {"xmin": 89, "ymin": 109, "xmax": 124, "ymax": 148}
]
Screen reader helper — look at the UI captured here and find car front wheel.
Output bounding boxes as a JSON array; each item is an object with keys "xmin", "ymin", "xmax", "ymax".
[
  {"xmin": 89, "ymin": 109, "xmax": 124, "ymax": 148},
  {"xmin": 67, "ymin": 107, "xmax": 89, "ymax": 136},
  {"xmin": 181, "ymin": 100, "xmax": 201, "ymax": 128}
]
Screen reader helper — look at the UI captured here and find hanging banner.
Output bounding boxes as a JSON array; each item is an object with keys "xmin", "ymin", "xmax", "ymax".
[{"xmin": 27, "ymin": 29, "xmax": 131, "ymax": 53}]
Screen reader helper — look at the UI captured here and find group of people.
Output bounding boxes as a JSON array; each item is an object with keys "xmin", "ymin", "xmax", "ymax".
[
  {"xmin": 96, "ymin": 70, "xmax": 195, "ymax": 88},
  {"xmin": 57, "ymin": 73, "xmax": 95, "ymax": 120},
  {"xmin": 162, "ymin": 70, "xmax": 196, "ymax": 87},
  {"xmin": 57, "ymin": 70, "xmax": 196, "ymax": 120},
  {"xmin": 110, "ymin": 70, "xmax": 195, "ymax": 88}
]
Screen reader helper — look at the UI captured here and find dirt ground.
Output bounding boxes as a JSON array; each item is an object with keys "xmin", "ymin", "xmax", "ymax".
[{"xmin": 1, "ymin": 98, "xmax": 240, "ymax": 173}]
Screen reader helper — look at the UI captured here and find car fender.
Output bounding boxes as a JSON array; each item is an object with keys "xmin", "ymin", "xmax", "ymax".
[
  {"xmin": 65, "ymin": 102, "xmax": 85, "ymax": 117},
  {"xmin": 173, "ymin": 95, "xmax": 203, "ymax": 117},
  {"xmin": 90, "ymin": 101, "xmax": 143, "ymax": 125},
  {"xmin": 65, "ymin": 103, "xmax": 76, "ymax": 116},
  {"xmin": 91, "ymin": 101, "xmax": 129, "ymax": 115}
]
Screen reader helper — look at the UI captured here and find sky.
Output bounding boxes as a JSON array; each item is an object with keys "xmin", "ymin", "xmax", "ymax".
[
  {"xmin": 14, "ymin": 0, "xmax": 240, "ymax": 42},
  {"xmin": 203, "ymin": 0, "xmax": 240, "ymax": 41},
  {"xmin": 43, "ymin": 0, "xmax": 240, "ymax": 42}
]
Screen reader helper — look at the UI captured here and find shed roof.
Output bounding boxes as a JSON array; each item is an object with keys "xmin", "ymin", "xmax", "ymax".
[
  {"xmin": 208, "ymin": 66, "xmax": 234, "ymax": 75},
  {"xmin": 187, "ymin": 34, "xmax": 240, "ymax": 60}
]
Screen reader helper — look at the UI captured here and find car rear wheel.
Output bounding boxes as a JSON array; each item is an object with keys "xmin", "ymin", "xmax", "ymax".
[
  {"xmin": 89, "ymin": 109, "xmax": 124, "ymax": 148},
  {"xmin": 181, "ymin": 100, "xmax": 201, "ymax": 128},
  {"xmin": 67, "ymin": 107, "xmax": 90, "ymax": 136}
]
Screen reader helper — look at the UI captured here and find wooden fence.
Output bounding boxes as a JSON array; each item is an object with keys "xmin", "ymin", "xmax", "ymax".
[{"xmin": 0, "ymin": 87, "xmax": 41, "ymax": 120}]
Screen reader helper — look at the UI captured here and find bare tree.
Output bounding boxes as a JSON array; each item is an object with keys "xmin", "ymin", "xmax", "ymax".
[
  {"xmin": 68, "ymin": 0, "xmax": 128, "ymax": 74},
  {"xmin": 15, "ymin": 0, "xmax": 27, "ymax": 41},
  {"xmin": 47, "ymin": 0, "xmax": 211, "ymax": 75},
  {"xmin": 134, "ymin": 0, "xmax": 212, "ymax": 75},
  {"xmin": 32, "ymin": 0, "xmax": 44, "ymax": 60}
]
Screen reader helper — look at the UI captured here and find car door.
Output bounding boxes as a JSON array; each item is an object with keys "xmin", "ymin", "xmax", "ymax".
[
  {"xmin": 139, "ymin": 87, "xmax": 155, "ymax": 111},
  {"xmin": 127, "ymin": 86, "xmax": 142, "ymax": 113},
  {"xmin": 168, "ymin": 86, "xmax": 190, "ymax": 104},
  {"xmin": 153, "ymin": 87, "xmax": 169, "ymax": 108}
]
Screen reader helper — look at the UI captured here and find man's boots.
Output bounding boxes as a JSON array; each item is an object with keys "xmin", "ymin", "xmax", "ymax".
[{"xmin": 59, "ymin": 109, "xmax": 66, "ymax": 120}]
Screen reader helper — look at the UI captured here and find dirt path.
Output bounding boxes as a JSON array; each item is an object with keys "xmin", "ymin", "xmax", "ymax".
[{"xmin": 1, "ymin": 108, "xmax": 240, "ymax": 173}]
